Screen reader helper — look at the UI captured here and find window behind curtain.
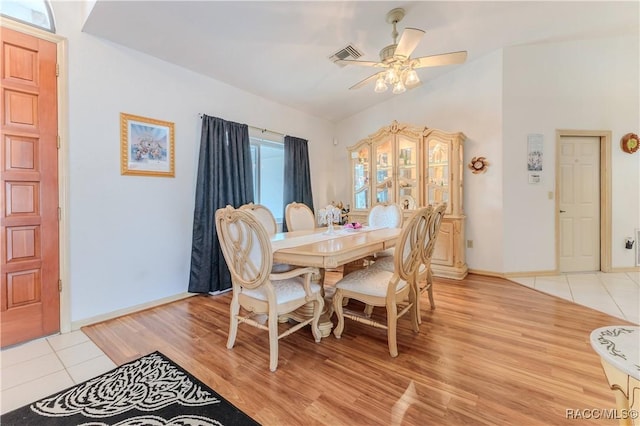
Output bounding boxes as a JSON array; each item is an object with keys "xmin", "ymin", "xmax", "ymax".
[{"xmin": 250, "ymin": 137, "xmax": 284, "ymax": 224}]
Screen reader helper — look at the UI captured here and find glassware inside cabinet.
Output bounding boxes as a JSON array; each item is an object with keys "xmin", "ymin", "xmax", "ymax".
[
  {"xmin": 374, "ymin": 138, "xmax": 393, "ymax": 203},
  {"xmin": 353, "ymin": 146, "xmax": 370, "ymax": 209},
  {"xmin": 398, "ymin": 135, "xmax": 418, "ymax": 209},
  {"xmin": 376, "ymin": 186, "xmax": 390, "ymax": 203},
  {"xmin": 427, "ymin": 139, "xmax": 450, "ymax": 206}
]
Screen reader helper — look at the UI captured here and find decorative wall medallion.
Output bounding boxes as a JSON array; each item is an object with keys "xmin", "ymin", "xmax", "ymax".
[
  {"xmin": 468, "ymin": 156, "xmax": 489, "ymax": 174},
  {"xmin": 621, "ymin": 133, "xmax": 639, "ymax": 154}
]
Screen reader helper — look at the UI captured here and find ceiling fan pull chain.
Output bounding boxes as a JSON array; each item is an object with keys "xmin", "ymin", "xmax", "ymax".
[{"xmin": 391, "ymin": 20, "xmax": 399, "ymax": 44}]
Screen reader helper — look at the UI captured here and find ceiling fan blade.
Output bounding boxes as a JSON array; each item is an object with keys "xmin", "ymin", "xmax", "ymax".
[
  {"xmin": 337, "ymin": 59, "xmax": 384, "ymax": 67},
  {"xmin": 413, "ymin": 51, "xmax": 467, "ymax": 68},
  {"xmin": 349, "ymin": 72, "xmax": 384, "ymax": 90},
  {"xmin": 394, "ymin": 28, "xmax": 426, "ymax": 59}
]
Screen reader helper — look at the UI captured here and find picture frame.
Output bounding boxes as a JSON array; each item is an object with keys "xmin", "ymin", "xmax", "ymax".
[
  {"xmin": 399, "ymin": 194, "xmax": 416, "ymax": 210},
  {"xmin": 120, "ymin": 113, "xmax": 175, "ymax": 177},
  {"xmin": 527, "ymin": 134, "xmax": 543, "ymax": 171}
]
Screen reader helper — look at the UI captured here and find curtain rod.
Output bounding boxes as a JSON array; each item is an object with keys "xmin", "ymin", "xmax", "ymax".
[{"xmin": 198, "ymin": 113, "xmax": 286, "ymax": 137}]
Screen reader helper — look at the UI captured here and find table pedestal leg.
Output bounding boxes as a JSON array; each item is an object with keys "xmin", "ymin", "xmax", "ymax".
[{"xmin": 279, "ymin": 268, "xmax": 336, "ymax": 338}]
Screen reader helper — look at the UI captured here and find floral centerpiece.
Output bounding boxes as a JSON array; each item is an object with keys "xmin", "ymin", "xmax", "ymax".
[{"xmin": 344, "ymin": 222, "xmax": 362, "ymax": 230}]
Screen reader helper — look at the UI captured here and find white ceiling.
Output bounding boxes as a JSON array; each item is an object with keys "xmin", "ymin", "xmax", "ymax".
[{"xmin": 82, "ymin": 1, "xmax": 638, "ymax": 123}]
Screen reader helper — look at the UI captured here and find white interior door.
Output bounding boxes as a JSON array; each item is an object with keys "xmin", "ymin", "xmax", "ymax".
[{"xmin": 559, "ymin": 136, "xmax": 600, "ymax": 272}]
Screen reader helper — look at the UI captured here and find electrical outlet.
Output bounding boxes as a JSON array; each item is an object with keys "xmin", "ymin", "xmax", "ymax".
[{"xmin": 466, "ymin": 240, "xmax": 473, "ymax": 248}]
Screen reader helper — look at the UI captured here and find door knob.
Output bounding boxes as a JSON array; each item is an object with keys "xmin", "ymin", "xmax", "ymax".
[{"xmin": 560, "ymin": 210, "xmax": 566, "ymax": 213}]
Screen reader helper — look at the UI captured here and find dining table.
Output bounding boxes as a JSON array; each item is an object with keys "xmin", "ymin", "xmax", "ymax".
[{"xmin": 270, "ymin": 225, "xmax": 402, "ymax": 337}]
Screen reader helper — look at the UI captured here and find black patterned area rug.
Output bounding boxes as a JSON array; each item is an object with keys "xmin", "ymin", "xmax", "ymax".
[{"xmin": 1, "ymin": 351, "xmax": 260, "ymax": 426}]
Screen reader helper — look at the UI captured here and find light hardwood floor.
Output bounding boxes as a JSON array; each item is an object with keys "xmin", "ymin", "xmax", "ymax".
[{"xmin": 82, "ymin": 273, "xmax": 633, "ymax": 425}]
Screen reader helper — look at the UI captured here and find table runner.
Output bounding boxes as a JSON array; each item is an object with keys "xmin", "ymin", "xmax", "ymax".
[{"xmin": 270, "ymin": 226, "xmax": 384, "ymax": 252}]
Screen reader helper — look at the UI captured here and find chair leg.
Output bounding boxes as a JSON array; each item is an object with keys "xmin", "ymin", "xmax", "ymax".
[
  {"xmin": 415, "ymin": 284, "xmax": 423, "ymax": 325},
  {"xmin": 268, "ymin": 309, "xmax": 279, "ymax": 372},
  {"xmin": 363, "ymin": 304, "xmax": 374, "ymax": 317},
  {"xmin": 410, "ymin": 287, "xmax": 420, "ymax": 333},
  {"xmin": 426, "ymin": 270, "xmax": 435, "ymax": 309},
  {"xmin": 226, "ymin": 295, "xmax": 240, "ymax": 349},
  {"xmin": 416, "ymin": 272, "xmax": 435, "ymax": 325},
  {"xmin": 311, "ymin": 295, "xmax": 324, "ymax": 343},
  {"xmin": 386, "ymin": 299, "xmax": 399, "ymax": 357},
  {"xmin": 333, "ymin": 290, "xmax": 345, "ymax": 339}
]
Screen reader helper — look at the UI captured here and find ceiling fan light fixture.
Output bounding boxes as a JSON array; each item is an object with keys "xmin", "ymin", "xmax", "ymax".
[
  {"xmin": 392, "ymin": 80, "xmax": 406, "ymax": 94},
  {"xmin": 374, "ymin": 76, "xmax": 388, "ymax": 93},
  {"xmin": 384, "ymin": 68, "xmax": 397, "ymax": 84},
  {"xmin": 404, "ymin": 68, "xmax": 420, "ymax": 86},
  {"xmin": 343, "ymin": 7, "xmax": 467, "ymax": 94}
]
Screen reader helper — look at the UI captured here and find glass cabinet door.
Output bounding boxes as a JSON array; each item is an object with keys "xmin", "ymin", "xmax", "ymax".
[
  {"xmin": 397, "ymin": 135, "xmax": 418, "ymax": 210},
  {"xmin": 373, "ymin": 138, "xmax": 393, "ymax": 204},
  {"xmin": 352, "ymin": 145, "xmax": 370, "ymax": 210},
  {"xmin": 426, "ymin": 139, "xmax": 450, "ymax": 210}
]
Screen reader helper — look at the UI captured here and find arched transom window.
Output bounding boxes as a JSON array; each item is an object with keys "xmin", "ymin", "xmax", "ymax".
[{"xmin": 0, "ymin": 0, "xmax": 55, "ymax": 33}]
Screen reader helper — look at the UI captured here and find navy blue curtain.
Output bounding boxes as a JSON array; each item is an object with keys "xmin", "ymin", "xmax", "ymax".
[
  {"xmin": 282, "ymin": 135, "xmax": 314, "ymax": 232},
  {"xmin": 188, "ymin": 115, "xmax": 254, "ymax": 293}
]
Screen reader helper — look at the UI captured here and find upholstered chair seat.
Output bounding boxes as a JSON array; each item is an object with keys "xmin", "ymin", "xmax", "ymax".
[
  {"xmin": 242, "ymin": 278, "xmax": 322, "ymax": 302},
  {"xmin": 332, "ymin": 267, "xmax": 408, "ymax": 298}
]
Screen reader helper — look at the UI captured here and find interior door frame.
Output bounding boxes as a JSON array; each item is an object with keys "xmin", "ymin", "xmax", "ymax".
[
  {"xmin": 1, "ymin": 17, "xmax": 71, "ymax": 333},
  {"xmin": 555, "ymin": 129, "xmax": 612, "ymax": 273}
]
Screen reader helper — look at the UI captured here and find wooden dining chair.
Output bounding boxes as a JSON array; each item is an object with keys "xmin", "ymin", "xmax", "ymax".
[
  {"xmin": 417, "ymin": 203, "xmax": 447, "ymax": 314},
  {"xmin": 366, "ymin": 202, "xmax": 403, "ymax": 260},
  {"xmin": 371, "ymin": 203, "xmax": 446, "ymax": 320},
  {"xmin": 332, "ymin": 207, "xmax": 431, "ymax": 357},
  {"xmin": 368, "ymin": 202, "xmax": 403, "ymax": 229},
  {"xmin": 215, "ymin": 205, "xmax": 324, "ymax": 372},
  {"xmin": 239, "ymin": 203, "xmax": 292, "ymax": 273},
  {"xmin": 239, "ymin": 203, "xmax": 277, "ymax": 235},
  {"xmin": 285, "ymin": 202, "xmax": 315, "ymax": 231}
]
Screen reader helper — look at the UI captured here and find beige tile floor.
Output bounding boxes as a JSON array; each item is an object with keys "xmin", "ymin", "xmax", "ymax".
[
  {"xmin": 1, "ymin": 330, "xmax": 116, "ymax": 415},
  {"xmin": 509, "ymin": 271, "xmax": 640, "ymax": 324},
  {"xmin": 1, "ymin": 271, "xmax": 638, "ymax": 415}
]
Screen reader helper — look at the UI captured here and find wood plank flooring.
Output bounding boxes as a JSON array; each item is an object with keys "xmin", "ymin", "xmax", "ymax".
[{"xmin": 82, "ymin": 273, "xmax": 632, "ymax": 425}]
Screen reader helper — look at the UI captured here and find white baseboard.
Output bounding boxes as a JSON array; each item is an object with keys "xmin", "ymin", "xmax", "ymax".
[
  {"xmin": 502, "ymin": 270, "xmax": 559, "ymax": 279},
  {"xmin": 71, "ymin": 292, "xmax": 197, "ymax": 330},
  {"xmin": 609, "ymin": 266, "xmax": 640, "ymax": 273},
  {"xmin": 473, "ymin": 267, "xmax": 639, "ymax": 280}
]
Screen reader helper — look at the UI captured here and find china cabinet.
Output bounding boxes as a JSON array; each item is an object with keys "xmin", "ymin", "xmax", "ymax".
[{"xmin": 347, "ymin": 121, "xmax": 467, "ymax": 279}]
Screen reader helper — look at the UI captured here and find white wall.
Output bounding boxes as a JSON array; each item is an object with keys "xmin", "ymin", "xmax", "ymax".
[
  {"xmin": 335, "ymin": 51, "xmax": 505, "ymax": 273},
  {"xmin": 502, "ymin": 35, "xmax": 639, "ymax": 272},
  {"xmin": 50, "ymin": 1, "xmax": 639, "ymax": 324},
  {"xmin": 335, "ymin": 34, "xmax": 639, "ymax": 274},
  {"xmin": 53, "ymin": 2, "xmax": 334, "ymax": 323}
]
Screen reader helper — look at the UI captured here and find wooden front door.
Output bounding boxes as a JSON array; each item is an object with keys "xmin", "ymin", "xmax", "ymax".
[{"xmin": 1, "ymin": 27, "xmax": 59, "ymax": 347}]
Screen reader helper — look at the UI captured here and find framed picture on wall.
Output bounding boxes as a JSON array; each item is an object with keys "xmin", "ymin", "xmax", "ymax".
[
  {"xmin": 120, "ymin": 113, "xmax": 175, "ymax": 177},
  {"xmin": 527, "ymin": 134, "xmax": 543, "ymax": 171}
]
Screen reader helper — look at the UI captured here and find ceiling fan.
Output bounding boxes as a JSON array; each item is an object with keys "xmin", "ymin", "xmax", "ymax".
[{"xmin": 337, "ymin": 8, "xmax": 467, "ymax": 94}]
